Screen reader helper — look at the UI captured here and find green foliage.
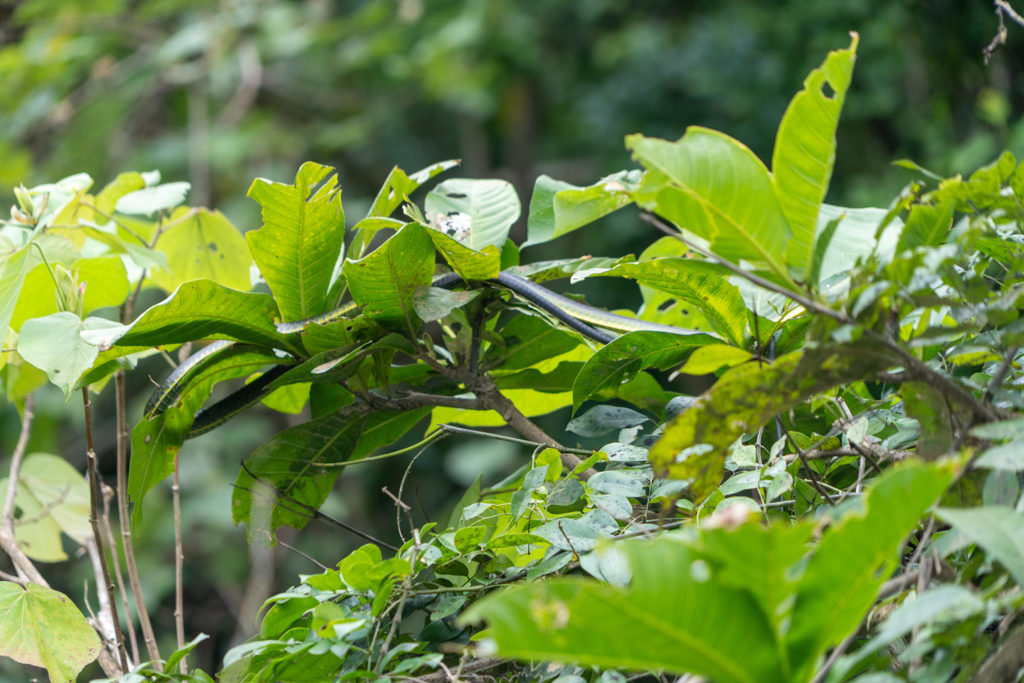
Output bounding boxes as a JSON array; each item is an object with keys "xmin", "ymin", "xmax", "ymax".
[{"xmin": 4, "ymin": 31, "xmax": 1024, "ymax": 683}]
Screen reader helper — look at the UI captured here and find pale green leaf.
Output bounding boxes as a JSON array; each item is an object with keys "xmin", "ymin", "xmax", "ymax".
[
  {"xmin": 678, "ymin": 344, "xmax": 754, "ymax": 376},
  {"xmin": 935, "ymin": 506, "xmax": 1024, "ymax": 587},
  {"xmin": 424, "ymin": 226, "xmax": 501, "ymax": 281},
  {"xmin": 17, "ymin": 313, "xmax": 118, "ymax": 397},
  {"xmin": 0, "ymin": 453, "xmax": 91, "ymax": 561},
  {"xmin": 0, "ymin": 581, "xmax": 101, "ymax": 683},
  {"xmin": 115, "ymin": 181, "xmax": 191, "ymax": 215},
  {"xmin": 424, "ymin": 178, "xmax": 520, "ymax": 250},
  {"xmin": 148, "ymin": 207, "xmax": 252, "ymax": 293},
  {"xmin": 524, "ymin": 172, "xmax": 637, "ymax": 247},
  {"xmin": 627, "ymin": 128, "xmax": 792, "ymax": 283},
  {"xmin": 0, "ymin": 246, "xmax": 32, "ymax": 336},
  {"xmin": 462, "ymin": 534, "xmax": 785, "ymax": 682},
  {"xmin": 773, "ymin": 33, "xmax": 859, "ymax": 277}
]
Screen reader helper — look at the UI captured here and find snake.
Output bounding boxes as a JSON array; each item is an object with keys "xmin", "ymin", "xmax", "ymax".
[{"xmin": 145, "ymin": 271, "xmax": 708, "ymax": 438}]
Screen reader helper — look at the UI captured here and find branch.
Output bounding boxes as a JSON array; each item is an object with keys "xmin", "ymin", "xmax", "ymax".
[
  {"xmin": 0, "ymin": 395, "xmax": 48, "ymax": 586},
  {"xmin": 83, "ymin": 388, "xmax": 130, "ymax": 673}
]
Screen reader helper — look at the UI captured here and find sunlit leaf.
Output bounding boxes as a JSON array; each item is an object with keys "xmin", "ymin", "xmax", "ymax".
[
  {"xmin": 148, "ymin": 207, "xmax": 252, "ymax": 293},
  {"xmin": 773, "ymin": 33, "xmax": 859, "ymax": 278},
  {"xmin": 627, "ymin": 128, "xmax": 792, "ymax": 283},
  {"xmin": 0, "ymin": 582, "xmax": 100, "ymax": 683},
  {"xmin": 424, "ymin": 178, "xmax": 520, "ymax": 250},
  {"xmin": 247, "ymin": 161, "xmax": 344, "ymax": 321}
]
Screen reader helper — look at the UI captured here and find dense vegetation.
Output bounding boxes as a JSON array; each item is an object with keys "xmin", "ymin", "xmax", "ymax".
[{"xmin": 3, "ymin": 5, "xmax": 1024, "ymax": 683}]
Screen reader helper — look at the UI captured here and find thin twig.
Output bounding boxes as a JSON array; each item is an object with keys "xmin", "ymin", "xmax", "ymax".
[
  {"xmin": 114, "ymin": 368, "xmax": 161, "ymax": 666},
  {"xmin": 172, "ymin": 454, "xmax": 187, "ymax": 674},
  {"xmin": 82, "ymin": 388, "xmax": 130, "ymax": 673},
  {"xmin": 375, "ymin": 529, "xmax": 421, "ymax": 674},
  {"xmin": 100, "ymin": 483, "xmax": 140, "ymax": 663},
  {"xmin": 438, "ymin": 423, "xmax": 593, "ymax": 455},
  {"xmin": 237, "ymin": 463, "xmax": 398, "ymax": 551}
]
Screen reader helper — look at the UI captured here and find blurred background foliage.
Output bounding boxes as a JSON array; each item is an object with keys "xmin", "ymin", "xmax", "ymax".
[{"xmin": 2, "ymin": 0, "xmax": 1024, "ymax": 675}]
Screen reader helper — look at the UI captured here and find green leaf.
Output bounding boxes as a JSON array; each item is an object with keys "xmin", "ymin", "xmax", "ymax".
[
  {"xmin": 896, "ymin": 196, "xmax": 954, "ymax": 253},
  {"xmin": 233, "ymin": 408, "xmax": 430, "ymax": 535},
  {"xmin": 424, "ymin": 178, "xmax": 520, "ymax": 250},
  {"xmin": 649, "ymin": 343, "xmax": 893, "ymax": 499},
  {"xmin": 813, "ymin": 204, "xmax": 900, "ymax": 284},
  {"xmin": 94, "ymin": 171, "xmax": 146, "ymax": 215},
  {"xmin": 0, "ymin": 581, "xmax": 101, "ymax": 683},
  {"xmin": 247, "ymin": 161, "xmax": 345, "ymax": 321},
  {"xmin": 462, "ymin": 535, "xmax": 785, "ymax": 682},
  {"xmin": 772, "ymin": 33, "xmax": 859, "ymax": 278},
  {"xmin": 148, "ymin": 207, "xmax": 253, "ymax": 293},
  {"xmin": 935, "ymin": 506, "xmax": 1024, "ymax": 587},
  {"xmin": 82, "ymin": 280, "xmax": 297, "ymax": 354},
  {"xmin": 0, "ymin": 246, "xmax": 32, "ymax": 336},
  {"xmin": 344, "ymin": 223, "xmax": 435, "ymax": 329},
  {"xmin": 414, "ymin": 287, "xmax": 481, "ymax": 322},
  {"xmin": 572, "ymin": 331, "xmax": 717, "ymax": 410},
  {"xmin": 900, "ymin": 381, "xmax": 952, "ymax": 458},
  {"xmin": 0, "ymin": 453, "xmax": 91, "ymax": 562},
  {"xmin": 130, "ymin": 346, "xmax": 284, "ymax": 522},
  {"xmin": 575, "ymin": 258, "xmax": 746, "ymax": 345},
  {"xmin": 828, "ymin": 585, "xmax": 983, "ymax": 681},
  {"xmin": 787, "ymin": 461, "xmax": 953, "ymax": 680},
  {"xmin": 524, "ymin": 172, "xmax": 637, "ymax": 247},
  {"xmin": 678, "ymin": 344, "xmax": 754, "ymax": 376},
  {"xmin": 366, "ymin": 160, "xmax": 459, "ymax": 218},
  {"xmin": 17, "ymin": 313, "xmax": 119, "ymax": 397},
  {"xmin": 429, "ymin": 389, "xmax": 572, "ymax": 430},
  {"xmin": 627, "ymin": 128, "xmax": 793, "ymax": 283},
  {"xmin": 423, "ymin": 226, "xmax": 501, "ymax": 281},
  {"xmin": 115, "ymin": 181, "xmax": 190, "ymax": 215}
]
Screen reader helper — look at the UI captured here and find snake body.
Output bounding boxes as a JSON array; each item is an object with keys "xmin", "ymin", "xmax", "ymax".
[{"xmin": 146, "ymin": 271, "xmax": 707, "ymax": 437}]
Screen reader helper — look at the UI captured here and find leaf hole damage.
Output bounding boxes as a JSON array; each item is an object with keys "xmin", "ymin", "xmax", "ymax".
[
  {"xmin": 657, "ymin": 298, "xmax": 676, "ymax": 312},
  {"xmin": 822, "ymin": 80, "xmax": 836, "ymax": 100}
]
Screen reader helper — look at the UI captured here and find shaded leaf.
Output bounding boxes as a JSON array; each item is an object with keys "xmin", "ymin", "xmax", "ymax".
[
  {"xmin": 935, "ymin": 506, "xmax": 1024, "ymax": 587},
  {"xmin": 525, "ymin": 172, "xmax": 637, "ymax": 247},
  {"xmin": 344, "ymin": 223, "xmax": 435, "ymax": 329}
]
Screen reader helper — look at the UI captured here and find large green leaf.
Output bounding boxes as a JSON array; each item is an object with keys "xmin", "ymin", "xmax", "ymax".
[
  {"xmin": 0, "ymin": 582, "xmax": 100, "ymax": 683},
  {"xmin": 81, "ymin": 280, "xmax": 298, "ymax": 354},
  {"xmin": 896, "ymin": 196, "xmax": 954, "ymax": 253},
  {"xmin": 232, "ymin": 408, "xmax": 430, "ymax": 535},
  {"xmin": 627, "ymin": 128, "xmax": 793, "ymax": 283},
  {"xmin": 574, "ymin": 258, "xmax": 746, "ymax": 345},
  {"xmin": 772, "ymin": 33, "xmax": 859, "ymax": 278},
  {"xmin": 130, "ymin": 346, "xmax": 284, "ymax": 522},
  {"xmin": 247, "ymin": 161, "xmax": 345, "ymax": 322},
  {"xmin": 934, "ymin": 506, "xmax": 1024, "ymax": 587},
  {"xmin": 344, "ymin": 223, "xmax": 435, "ymax": 329},
  {"xmin": 787, "ymin": 461, "xmax": 953, "ymax": 680},
  {"xmin": 424, "ymin": 178, "xmax": 520, "ymax": 250},
  {"xmin": 649, "ymin": 343, "xmax": 893, "ymax": 499},
  {"xmin": 349, "ymin": 159, "xmax": 459, "ymax": 258},
  {"xmin": 17, "ymin": 313, "xmax": 121, "ymax": 397},
  {"xmin": 463, "ymin": 533, "xmax": 787, "ymax": 682},
  {"xmin": 148, "ymin": 207, "xmax": 253, "ymax": 293},
  {"xmin": 524, "ymin": 171, "xmax": 637, "ymax": 247},
  {"xmin": 463, "ymin": 461, "xmax": 951, "ymax": 682},
  {"xmin": 423, "ymin": 226, "xmax": 501, "ymax": 281},
  {"xmin": 572, "ymin": 330, "xmax": 718, "ymax": 410},
  {"xmin": 0, "ymin": 453, "xmax": 91, "ymax": 562}
]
